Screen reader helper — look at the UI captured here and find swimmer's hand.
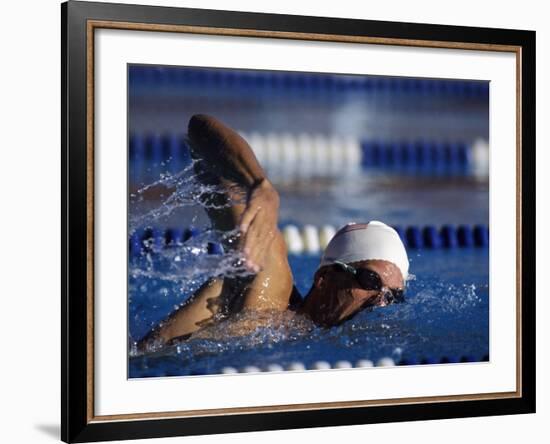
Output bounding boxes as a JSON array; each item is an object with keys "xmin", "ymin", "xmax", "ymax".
[{"xmin": 239, "ymin": 178, "xmax": 280, "ymax": 272}]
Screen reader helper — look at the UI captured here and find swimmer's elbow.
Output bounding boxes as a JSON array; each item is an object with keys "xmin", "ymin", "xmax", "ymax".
[
  {"xmin": 187, "ymin": 114, "xmax": 211, "ymax": 158},
  {"xmin": 187, "ymin": 113, "xmax": 253, "ymax": 161}
]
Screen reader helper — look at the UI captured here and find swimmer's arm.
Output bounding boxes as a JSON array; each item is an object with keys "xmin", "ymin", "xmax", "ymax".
[
  {"xmin": 186, "ymin": 114, "xmax": 293, "ymax": 312},
  {"xmin": 187, "ymin": 114, "xmax": 280, "ymax": 271},
  {"xmin": 137, "ymin": 279, "xmax": 225, "ymax": 350},
  {"xmin": 187, "ymin": 114, "xmax": 268, "ymax": 189}
]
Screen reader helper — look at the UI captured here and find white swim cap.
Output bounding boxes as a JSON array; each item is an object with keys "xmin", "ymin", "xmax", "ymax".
[{"xmin": 320, "ymin": 221, "xmax": 409, "ymax": 281}]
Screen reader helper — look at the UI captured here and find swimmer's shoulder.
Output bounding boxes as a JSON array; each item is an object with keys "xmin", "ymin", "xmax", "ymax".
[{"xmin": 287, "ymin": 284, "xmax": 304, "ymax": 311}]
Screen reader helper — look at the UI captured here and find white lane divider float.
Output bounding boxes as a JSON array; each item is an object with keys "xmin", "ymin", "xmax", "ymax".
[
  {"xmin": 264, "ymin": 363, "xmax": 285, "ymax": 372},
  {"xmin": 376, "ymin": 357, "xmax": 397, "ymax": 367},
  {"xmin": 319, "ymin": 225, "xmax": 337, "ymax": 250},
  {"xmin": 239, "ymin": 131, "xmax": 488, "ymax": 178},
  {"xmin": 355, "ymin": 359, "xmax": 374, "ymax": 368},
  {"xmin": 283, "ymin": 225, "xmax": 305, "ymax": 254},
  {"xmin": 286, "ymin": 362, "xmax": 307, "ymax": 371},
  {"xmin": 302, "ymin": 224, "xmax": 321, "ymax": 254},
  {"xmin": 283, "ymin": 224, "xmax": 338, "ymax": 254},
  {"xmin": 220, "ymin": 358, "xmax": 395, "ymax": 374},
  {"xmin": 471, "ymin": 138, "xmax": 489, "ymax": 178},
  {"xmin": 333, "ymin": 360, "xmax": 353, "ymax": 369},
  {"xmin": 310, "ymin": 361, "xmax": 331, "ymax": 370},
  {"xmin": 240, "ymin": 132, "xmax": 362, "ymax": 179}
]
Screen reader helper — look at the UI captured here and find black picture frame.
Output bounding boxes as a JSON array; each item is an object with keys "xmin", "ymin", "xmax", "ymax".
[{"xmin": 61, "ymin": 1, "xmax": 536, "ymax": 442}]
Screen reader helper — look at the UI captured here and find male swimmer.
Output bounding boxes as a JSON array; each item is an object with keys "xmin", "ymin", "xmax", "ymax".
[{"xmin": 137, "ymin": 114, "xmax": 408, "ymax": 350}]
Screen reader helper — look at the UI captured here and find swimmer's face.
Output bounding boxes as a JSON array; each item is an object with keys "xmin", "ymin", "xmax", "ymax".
[{"xmin": 304, "ymin": 259, "xmax": 404, "ymax": 327}]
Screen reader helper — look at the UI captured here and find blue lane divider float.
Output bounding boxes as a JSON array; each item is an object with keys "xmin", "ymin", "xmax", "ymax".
[
  {"xmin": 129, "ymin": 133, "xmax": 192, "ymax": 183},
  {"xmin": 129, "ymin": 224, "xmax": 489, "ymax": 258},
  {"xmin": 128, "ymin": 132, "xmax": 489, "ymax": 179},
  {"xmin": 218, "ymin": 353, "xmax": 488, "ymax": 374},
  {"xmin": 129, "ymin": 227, "xmax": 204, "ymax": 258},
  {"xmin": 129, "ymin": 65, "xmax": 490, "ymax": 100},
  {"xmin": 361, "ymin": 140, "xmax": 473, "ymax": 175},
  {"xmin": 129, "ymin": 133, "xmax": 191, "ymax": 164},
  {"xmin": 391, "ymin": 224, "xmax": 489, "ymax": 251},
  {"xmin": 280, "ymin": 223, "xmax": 489, "ymax": 252}
]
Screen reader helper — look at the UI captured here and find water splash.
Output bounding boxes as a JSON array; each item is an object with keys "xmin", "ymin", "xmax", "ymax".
[
  {"xmin": 130, "ymin": 228, "xmax": 252, "ymax": 281},
  {"xmin": 405, "ymin": 280, "xmax": 483, "ymax": 314},
  {"xmin": 129, "ymin": 158, "xmax": 246, "ymax": 233},
  {"xmin": 129, "ymin": 155, "xmax": 262, "ymax": 354},
  {"xmin": 129, "ymin": 271, "xmax": 489, "ymax": 374},
  {"xmin": 128, "ymin": 150, "xmax": 256, "ymax": 288},
  {"xmin": 130, "ymin": 309, "xmax": 316, "ymax": 358}
]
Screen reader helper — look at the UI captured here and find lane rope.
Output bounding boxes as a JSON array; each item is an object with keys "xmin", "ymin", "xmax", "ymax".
[
  {"xmin": 129, "ymin": 223, "xmax": 489, "ymax": 258},
  {"xmin": 128, "ymin": 132, "xmax": 489, "ymax": 177},
  {"xmin": 129, "ymin": 66, "xmax": 490, "ymax": 99},
  {"xmin": 219, "ymin": 354, "xmax": 488, "ymax": 374}
]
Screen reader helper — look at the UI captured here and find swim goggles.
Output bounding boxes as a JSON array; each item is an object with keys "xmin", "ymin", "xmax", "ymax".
[{"xmin": 332, "ymin": 260, "xmax": 405, "ymax": 304}]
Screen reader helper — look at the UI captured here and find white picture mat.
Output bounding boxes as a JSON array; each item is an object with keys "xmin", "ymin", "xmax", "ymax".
[{"xmin": 95, "ymin": 28, "xmax": 517, "ymax": 416}]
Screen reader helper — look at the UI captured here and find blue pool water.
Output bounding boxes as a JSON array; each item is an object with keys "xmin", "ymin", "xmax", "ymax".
[
  {"xmin": 129, "ymin": 248, "xmax": 488, "ymax": 378},
  {"xmin": 127, "ymin": 65, "xmax": 489, "ymax": 378},
  {"xmin": 128, "ymin": 158, "xmax": 489, "ymax": 378}
]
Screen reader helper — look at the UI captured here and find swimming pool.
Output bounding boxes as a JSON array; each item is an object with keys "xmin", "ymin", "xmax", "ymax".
[{"xmin": 127, "ymin": 65, "xmax": 489, "ymax": 378}]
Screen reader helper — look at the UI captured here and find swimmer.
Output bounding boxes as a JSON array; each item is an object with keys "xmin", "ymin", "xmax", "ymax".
[{"xmin": 137, "ymin": 114, "xmax": 408, "ymax": 350}]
